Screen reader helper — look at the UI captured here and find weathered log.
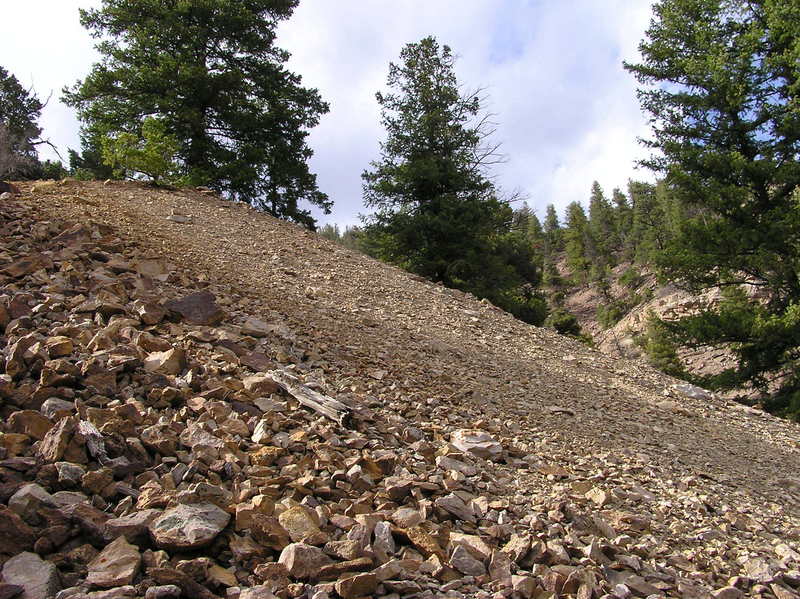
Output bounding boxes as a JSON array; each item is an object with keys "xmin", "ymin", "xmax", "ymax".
[{"xmin": 267, "ymin": 370, "xmax": 351, "ymax": 427}]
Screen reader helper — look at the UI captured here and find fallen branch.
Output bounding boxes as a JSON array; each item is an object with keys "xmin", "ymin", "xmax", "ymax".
[{"xmin": 268, "ymin": 369, "xmax": 351, "ymax": 427}]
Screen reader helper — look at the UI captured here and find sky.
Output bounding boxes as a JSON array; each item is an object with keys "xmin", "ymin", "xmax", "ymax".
[{"xmin": 1, "ymin": 1, "xmax": 656, "ymax": 227}]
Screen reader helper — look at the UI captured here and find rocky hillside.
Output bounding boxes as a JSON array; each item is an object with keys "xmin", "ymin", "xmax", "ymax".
[
  {"xmin": 562, "ymin": 265, "xmax": 740, "ymax": 381},
  {"xmin": 0, "ymin": 180, "xmax": 798, "ymax": 599}
]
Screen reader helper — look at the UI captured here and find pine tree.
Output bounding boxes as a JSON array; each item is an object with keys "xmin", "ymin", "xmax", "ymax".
[
  {"xmin": 587, "ymin": 181, "xmax": 617, "ymax": 277},
  {"xmin": 362, "ymin": 37, "xmax": 545, "ymax": 324},
  {"xmin": 626, "ymin": 0, "xmax": 800, "ymax": 417},
  {"xmin": 611, "ymin": 187, "xmax": 632, "ymax": 254},
  {"xmin": 563, "ymin": 201, "xmax": 591, "ymax": 283},
  {"xmin": 63, "ymin": 0, "xmax": 330, "ymax": 228},
  {"xmin": 511, "ymin": 202, "xmax": 533, "ymax": 234},
  {"xmin": 542, "ymin": 204, "xmax": 563, "ymax": 255},
  {"xmin": 527, "ymin": 211, "xmax": 544, "ymax": 249}
]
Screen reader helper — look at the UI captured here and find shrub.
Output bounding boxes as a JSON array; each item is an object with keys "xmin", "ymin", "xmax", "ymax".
[
  {"xmin": 546, "ymin": 308, "xmax": 583, "ymax": 337},
  {"xmin": 35, "ymin": 159, "xmax": 68, "ymax": 180},
  {"xmin": 101, "ymin": 117, "xmax": 180, "ymax": 185},
  {"xmin": 642, "ymin": 316, "xmax": 685, "ymax": 377},
  {"xmin": 619, "ymin": 266, "xmax": 644, "ymax": 289}
]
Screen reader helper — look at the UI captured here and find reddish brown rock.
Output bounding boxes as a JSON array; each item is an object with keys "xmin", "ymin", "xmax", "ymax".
[
  {"xmin": 8, "ymin": 410, "xmax": 52, "ymax": 440},
  {"xmin": 250, "ymin": 514, "xmax": 292, "ymax": 551},
  {"xmin": 164, "ymin": 292, "xmax": 225, "ymax": 325},
  {"xmin": 3, "ymin": 253, "xmax": 53, "ymax": 278},
  {"xmin": 277, "ymin": 543, "xmax": 333, "ymax": 580},
  {"xmin": 132, "ymin": 300, "xmax": 167, "ymax": 325},
  {"xmin": 278, "ymin": 506, "xmax": 325, "ymax": 544},
  {"xmin": 1, "ymin": 552, "xmax": 60, "ymax": 599},
  {"xmin": 86, "ymin": 536, "xmax": 142, "ymax": 588},
  {"xmin": 334, "ymin": 572, "xmax": 378, "ymax": 598},
  {"xmin": 0, "ymin": 506, "xmax": 36, "ymax": 553},
  {"xmin": 243, "ymin": 373, "xmax": 280, "ymax": 396},
  {"xmin": 37, "ymin": 416, "xmax": 77, "ymax": 463}
]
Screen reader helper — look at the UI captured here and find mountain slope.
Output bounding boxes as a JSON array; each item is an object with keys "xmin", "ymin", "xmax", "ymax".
[{"xmin": 1, "ymin": 179, "xmax": 799, "ymax": 599}]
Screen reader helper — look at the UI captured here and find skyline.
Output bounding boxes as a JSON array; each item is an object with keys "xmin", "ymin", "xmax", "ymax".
[{"xmin": 2, "ymin": 1, "xmax": 656, "ymax": 226}]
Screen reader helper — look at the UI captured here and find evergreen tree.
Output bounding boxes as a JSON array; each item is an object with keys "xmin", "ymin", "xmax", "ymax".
[
  {"xmin": 563, "ymin": 201, "xmax": 591, "ymax": 282},
  {"xmin": 0, "ymin": 66, "xmax": 43, "ymax": 179},
  {"xmin": 542, "ymin": 203, "xmax": 563, "ymax": 255},
  {"xmin": 68, "ymin": 133, "xmax": 116, "ymax": 180},
  {"xmin": 626, "ymin": 0, "xmax": 800, "ymax": 417},
  {"xmin": 362, "ymin": 37, "xmax": 545, "ymax": 324},
  {"xmin": 611, "ymin": 187, "xmax": 632, "ymax": 253},
  {"xmin": 587, "ymin": 181, "xmax": 616, "ymax": 276},
  {"xmin": 511, "ymin": 202, "xmax": 532, "ymax": 234},
  {"xmin": 628, "ymin": 181, "xmax": 664, "ymax": 263},
  {"xmin": 64, "ymin": 0, "xmax": 330, "ymax": 228},
  {"xmin": 527, "ymin": 211, "xmax": 544, "ymax": 250}
]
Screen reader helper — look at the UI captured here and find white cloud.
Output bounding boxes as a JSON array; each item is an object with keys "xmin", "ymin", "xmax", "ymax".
[{"xmin": 1, "ymin": 1, "xmax": 657, "ymax": 224}]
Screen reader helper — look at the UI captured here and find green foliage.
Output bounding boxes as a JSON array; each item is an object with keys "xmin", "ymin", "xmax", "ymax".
[
  {"xmin": 563, "ymin": 201, "xmax": 591, "ymax": 282},
  {"xmin": 626, "ymin": 0, "xmax": 800, "ymax": 416},
  {"xmin": 626, "ymin": 180, "xmax": 686, "ymax": 264},
  {"xmin": 511, "ymin": 202, "xmax": 532, "ymax": 234},
  {"xmin": 362, "ymin": 37, "xmax": 545, "ymax": 325},
  {"xmin": 543, "ymin": 204, "xmax": 563, "ymax": 255},
  {"xmin": 545, "ymin": 308, "xmax": 583, "ymax": 337},
  {"xmin": 641, "ymin": 315, "xmax": 686, "ymax": 378},
  {"xmin": 63, "ymin": 0, "xmax": 330, "ymax": 228},
  {"xmin": 612, "ymin": 188, "xmax": 632, "ymax": 250},
  {"xmin": 68, "ymin": 132, "xmax": 116, "ymax": 181},
  {"xmin": 0, "ymin": 66, "xmax": 43, "ymax": 179},
  {"xmin": 588, "ymin": 181, "xmax": 617, "ymax": 268},
  {"xmin": 318, "ymin": 223, "xmax": 364, "ymax": 252},
  {"xmin": 596, "ymin": 300, "xmax": 628, "ymax": 329},
  {"xmin": 596, "ymin": 289, "xmax": 652, "ymax": 329},
  {"xmin": 101, "ymin": 117, "xmax": 180, "ymax": 185},
  {"xmin": 34, "ymin": 160, "xmax": 68, "ymax": 180},
  {"xmin": 619, "ymin": 266, "xmax": 644, "ymax": 290},
  {"xmin": 626, "ymin": 0, "xmax": 800, "ymax": 418}
]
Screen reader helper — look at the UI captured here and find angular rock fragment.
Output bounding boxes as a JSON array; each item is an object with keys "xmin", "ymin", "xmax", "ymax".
[
  {"xmin": 278, "ymin": 543, "xmax": 333, "ymax": 579},
  {"xmin": 8, "ymin": 410, "xmax": 52, "ymax": 440},
  {"xmin": 1, "ymin": 552, "xmax": 60, "ymax": 599},
  {"xmin": 334, "ymin": 573, "xmax": 377, "ymax": 599},
  {"xmin": 0, "ymin": 506, "xmax": 36, "ymax": 553},
  {"xmin": 450, "ymin": 545, "xmax": 486, "ymax": 576},
  {"xmin": 250, "ymin": 514, "xmax": 292, "ymax": 550},
  {"xmin": 243, "ymin": 373, "xmax": 280, "ymax": 396},
  {"xmin": 144, "ymin": 348, "xmax": 186, "ymax": 375},
  {"xmin": 241, "ymin": 317, "xmax": 271, "ymax": 337},
  {"xmin": 278, "ymin": 505, "xmax": 326, "ymax": 544},
  {"xmin": 133, "ymin": 300, "xmax": 167, "ymax": 325},
  {"xmin": 105, "ymin": 509, "xmax": 162, "ymax": 543},
  {"xmin": 450, "ymin": 429, "xmax": 503, "ymax": 460},
  {"xmin": 165, "ymin": 291, "xmax": 225, "ymax": 325},
  {"xmin": 149, "ymin": 503, "xmax": 230, "ymax": 550},
  {"xmin": 86, "ymin": 536, "xmax": 141, "ymax": 587}
]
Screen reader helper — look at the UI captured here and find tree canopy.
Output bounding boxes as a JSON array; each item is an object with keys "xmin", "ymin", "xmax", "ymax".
[
  {"xmin": 625, "ymin": 0, "xmax": 800, "ymax": 417},
  {"xmin": 361, "ymin": 37, "xmax": 545, "ymax": 324},
  {"xmin": 0, "ymin": 66, "xmax": 44, "ymax": 179},
  {"xmin": 63, "ymin": 0, "xmax": 330, "ymax": 228}
]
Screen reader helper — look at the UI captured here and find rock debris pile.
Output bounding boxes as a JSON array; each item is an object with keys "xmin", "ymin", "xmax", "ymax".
[{"xmin": 0, "ymin": 183, "xmax": 798, "ymax": 599}]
